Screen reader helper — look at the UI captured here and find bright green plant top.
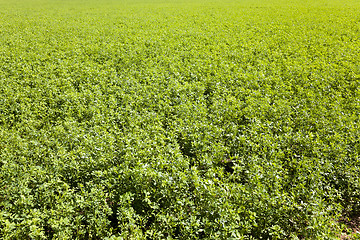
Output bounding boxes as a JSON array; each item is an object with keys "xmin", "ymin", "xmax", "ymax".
[{"xmin": 0, "ymin": 0, "xmax": 359, "ymax": 239}]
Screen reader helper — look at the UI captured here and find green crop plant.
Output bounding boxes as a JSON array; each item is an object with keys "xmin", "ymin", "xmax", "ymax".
[{"xmin": 0, "ymin": 0, "xmax": 360, "ymax": 239}]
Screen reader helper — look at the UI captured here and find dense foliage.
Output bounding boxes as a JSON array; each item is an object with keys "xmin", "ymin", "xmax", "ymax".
[{"xmin": 1, "ymin": 0, "xmax": 360, "ymax": 239}]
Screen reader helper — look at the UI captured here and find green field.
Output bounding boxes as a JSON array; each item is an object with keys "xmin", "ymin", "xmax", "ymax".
[{"xmin": 1, "ymin": 0, "xmax": 360, "ymax": 239}]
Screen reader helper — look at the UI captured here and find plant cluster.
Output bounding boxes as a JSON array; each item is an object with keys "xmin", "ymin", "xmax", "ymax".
[{"xmin": 0, "ymin": 0, "xmax": 360, "ymax": 239}]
